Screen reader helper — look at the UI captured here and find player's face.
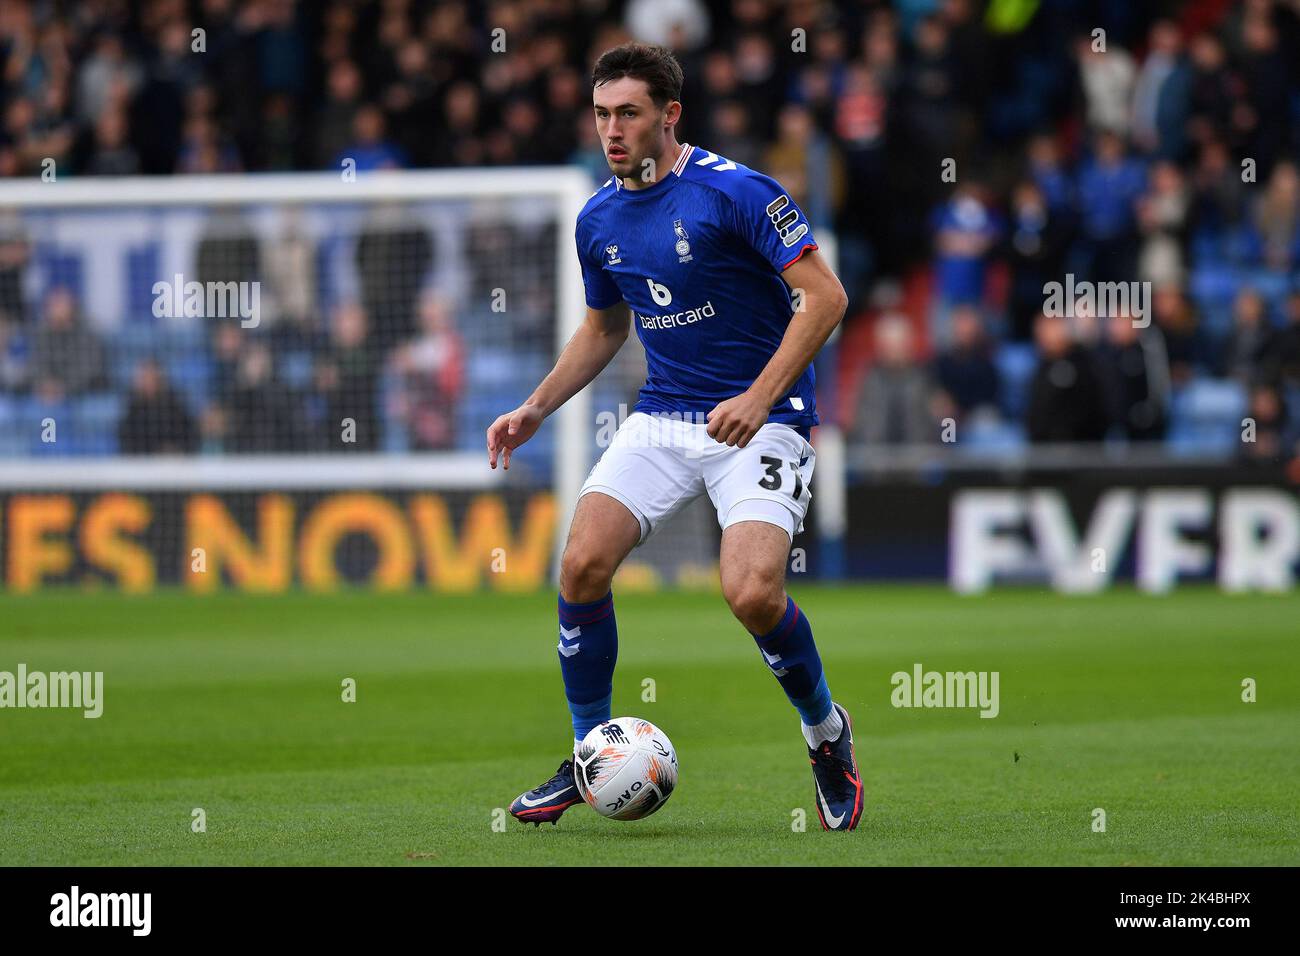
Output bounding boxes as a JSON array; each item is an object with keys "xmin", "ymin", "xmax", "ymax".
[{"xmin": 592, "ymin": 77, "xmax": 673, "ymax": 179}]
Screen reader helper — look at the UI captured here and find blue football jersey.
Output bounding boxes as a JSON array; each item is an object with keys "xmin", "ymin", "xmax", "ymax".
[{"xmin": 575, "ymin": 143, "xmax": 820, "ymax": 432}]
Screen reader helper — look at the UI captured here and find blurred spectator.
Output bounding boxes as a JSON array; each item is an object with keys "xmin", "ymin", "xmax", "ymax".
[
  {"xmin": 1074, "ymin": 130, "xmax": 1146, "ymax": 283},
  {"xmin": 83, "ymin": 108, "xmax": 141, "ymax": 176},
  {"xmin": 76, "ymin": 33, "xmax": 142, "ymax": 127},
  {"xmin": 1188, "ymin": 137, "xmax": 1245, "ymax": 238},
  {"xmin": 4, "ymin": 97, "xmax": 42, "ymax": 174},
  {"xmin": 893, "ymin": 14, "xmax": 964, "ymax": 261},
  {"xmin": 1150, "ymin": 285, "xmax": 1203, "ymax": 385},
  {"xmin": 1136, "ymin": 161, "xmax": 1189, "ymax": 287},
  {"xmin": 196, "ymin": 210, "xmax": 260, "ymax": 330},
  {"xmin": 393, "ymin": 292, "xmax": 465, "ymax": 451},
  {"xmin": 314, "ymin": 59, "xmax": 363, "ymax": 168},
  {"xmin": 501, "ymin": 99, "xmax": 548, "ymax": 165},
  {"xmin": 1223, "ymin": 288, "xmax": 1272, "ymax": 383},
  {"xmin": 1235, "ymin": 10, "xmax": 1292, "ymax": 173},
  {"xmin": 1095, "ymin": 312, "xmax": 1170, "ymax": 441},
  {"xmin": 29, "ymin": 80, "xmax": 76, "ymax": 173},
  {"xmin": 263, "ymin": 209, "xmax": 317, "ymax": 329},
  {"xmin": 1074, "ymin": 33, "xmax": 1135, "ymax": 136},
  {"xmin": 539, "ymin": 66, "xmax": 584, "ymax": 164},
  {"xmin": 433, "ymin": 81, "xmax": 486, "ymax": 167},
  {"xmin": 0, "ymin": 314, "xmax": 27, "ymax": 393},
  {"xmin": 1186, "ymin": 32, "xmax": 1235, "ymax": 151},
  {"xmin": 210, "ymin": 323, "xmax": 245, "ymax": 405},
  {"xmin": 933, "ymin": 305, "xmax": 1000, "ymax": 424},
  {"xmin": 1244, "ymin": 160, "xmax": 1300, "ymax": 271},
  {"xmin": 356, "ymin": 204, "xmax": 434, "ymax": 350},
  {"xmin": 708, "ymin": 100, "xmax": 762, "ymax": 171},
  {"xmin": 1239, "ymin": 382, "xmax": 1293, "ymax": 463},
  {"xmin": 625, "ymin": 0, "xmax": 709, "ymax": 50},
  {"xmin": 335, "ymin": 103, "xmax": 407, "ymax": 172},
  {"xmin": 257, "ymin": 93, "xmax": 300, "ymax": 171},
  {"xmin": 1025, "ymin": 132, "xmax": 1074, "ymax": 217},
  {"xmin": 1263, "ymin": 291, "xmax": 1300, "ymax": 386},
  {"xmin": 940, "ymin": 0, "xmax": 990, "ymax": 116},
  {"xmin": 763, "ymin": 103, "xmax": 844, "ymax": 231},
  {"xmin": 733, "ymin": 31, "xmax": 782, "ymax": 141},
  {"xmin": 132, "ymin": 19, "xmax": 202, "ymax": 174},
  {"xmin": 31, "ymin": 287, "xmax": 105, "ymax": 401},
  {"xmin": 1004, "ymin": 179, "xmax": 1071, "ymax": 341},
  {"xmin": 849, "ymin": 314, "xmax": 935, "ymax": 445},
  {"xmin": 270, "ymin": 308, "xmax": 325, "ymax": 395},
  {"xmin": 899, "ymin": 15, "xmax": 962, "ymax": 185},
  {"xmin": 1026, "ymin": 313, "xmax": 1109, "ymax": 443},
  {"xmin": 176, "ymin": 114, "xmax": 242, "ymax": 174},
  {"xmin": 930, "ymin": 184, "xmax": 1001, "ymax": 346},
  {"xmin": 1130, "ymin": 19, "xmax": 1191, "ymax": 161},
  {"xmin": 226, "ymin": 342, "xmax": 307, "ymax": 453},
  {"xmin": 832, "ymin": 61, "xmax": 889, "ymax": 294},
  {"xmin": 382, "ymin": 40, "xmax": 438, "ymax": 164},
  {"xmin": 316, "ymin": 302, "xmax": 379, "ymax": 451},
  {"xmin": 0, "ymin": 210, "xmax": 30, "ymax": 323},
  {"xmin": 118, "ymin": 359, "xmax": 198, "ymax": 454}
]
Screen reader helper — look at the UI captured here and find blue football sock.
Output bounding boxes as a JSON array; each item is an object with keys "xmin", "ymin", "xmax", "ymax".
[
  {"xmin": 558, "ymin": 589, "xmax": 617, "ymax": 744},
  {"xmin": 750, "ymin": 595, "xmax": 833, "ymax": 726}
]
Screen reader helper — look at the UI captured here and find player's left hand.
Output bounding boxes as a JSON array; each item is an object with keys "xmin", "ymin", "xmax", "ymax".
[{"xmin": 706, "ymin": 389, "xmax": 770, "ymax": 448}]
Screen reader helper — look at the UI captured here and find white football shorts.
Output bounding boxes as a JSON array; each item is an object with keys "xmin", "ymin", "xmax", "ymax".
[{"xmin": 577, "ymin": 411, "xmax": 815, "ymax": 547}]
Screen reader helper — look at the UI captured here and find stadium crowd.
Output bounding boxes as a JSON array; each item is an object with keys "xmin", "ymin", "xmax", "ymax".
[{"xmin": 1, "ymin": 0, "xmax": 1298, "ymax": 462}]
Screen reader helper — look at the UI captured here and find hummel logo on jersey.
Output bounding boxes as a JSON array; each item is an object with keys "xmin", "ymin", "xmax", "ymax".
[
  {"xmin": 693, "ymin": 149, "xmax": 737, "ymax": 172},
  {"xmin": 558, "ymin": 624, "xmax": 581, "ymax": 657},
  {"xmin": 606, "ymin": 244, "xmax": 621, "ymax": 265},
  {"xmin": 673, "ymin": 219, "xmax": 692, "ymax": 263}
]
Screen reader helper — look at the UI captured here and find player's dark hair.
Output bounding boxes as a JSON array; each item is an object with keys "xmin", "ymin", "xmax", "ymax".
[{"xmin": 592, "ymin": 42, "xmax": 683, "ymax": 108}]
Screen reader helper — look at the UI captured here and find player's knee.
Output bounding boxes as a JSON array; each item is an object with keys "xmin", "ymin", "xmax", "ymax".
[
  {"xmin": 723, "ymin": 578, "xmax": 785, "ymax": 633},
  {"xmin": 559, "ymin": 546, "xmax": 615, "ymax": 603}
]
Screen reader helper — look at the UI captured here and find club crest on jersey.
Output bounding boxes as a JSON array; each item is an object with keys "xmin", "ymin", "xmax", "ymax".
[
  {"xmin": 672, "ymin": 219, "xmax": 692, "ymax": 263},
  {"xmin": 606, "ymin": 244, "xmax": 622, "ymax": 265}
]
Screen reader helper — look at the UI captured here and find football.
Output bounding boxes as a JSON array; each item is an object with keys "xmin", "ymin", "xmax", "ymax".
[{"xmin": 574, "ymin": 717, "xmax": 679, "ymax": 820}]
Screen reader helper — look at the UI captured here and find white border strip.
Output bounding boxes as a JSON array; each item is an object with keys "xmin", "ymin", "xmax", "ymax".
[
  {"xmin": 0, "ymin": 167, "xmax": 597, "ymax": 208},
  {"xmin": 0, "ymin": 453, "xmax": 507, "ymax": 490}
]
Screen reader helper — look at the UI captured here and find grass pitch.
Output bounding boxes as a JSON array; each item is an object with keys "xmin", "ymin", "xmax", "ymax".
[{"xmin": 0, "ymin": 586, "xmax": 1296, "ymax": 866}]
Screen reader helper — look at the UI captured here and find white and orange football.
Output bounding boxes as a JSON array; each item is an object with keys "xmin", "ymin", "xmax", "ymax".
[{"xmin": 574, "ymin": 717, "xmax": 679, "ymax": 820}]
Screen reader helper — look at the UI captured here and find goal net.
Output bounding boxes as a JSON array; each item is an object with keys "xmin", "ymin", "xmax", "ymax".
[{"xmin": 0, "ymin": 168, "xmax": 683, "ymax": 592}]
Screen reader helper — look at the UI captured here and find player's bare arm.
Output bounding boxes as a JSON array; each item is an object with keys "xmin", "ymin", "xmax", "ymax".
[
  {"xmin": 705, "ymin": 248, "xmax": 848, "ymax": 448},
  {"xmin": 486, "ymin": 301, "xmax": 630, "ymax": 470}
]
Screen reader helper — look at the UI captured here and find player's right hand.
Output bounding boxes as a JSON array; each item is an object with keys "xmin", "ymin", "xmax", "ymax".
[{"xmin": 487, "ymin": 402, "xmax": 544, "ymax": 470}]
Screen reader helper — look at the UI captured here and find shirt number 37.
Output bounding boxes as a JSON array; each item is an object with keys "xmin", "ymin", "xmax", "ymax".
[{"xmin": 758, "ymin": 455, "xmax": 804, "ymax": 501}]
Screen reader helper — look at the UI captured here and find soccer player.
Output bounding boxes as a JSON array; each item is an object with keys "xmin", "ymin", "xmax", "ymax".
[{"xmin": 486, "ymin": 43, "xmax": 862, "ymax": 831}]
